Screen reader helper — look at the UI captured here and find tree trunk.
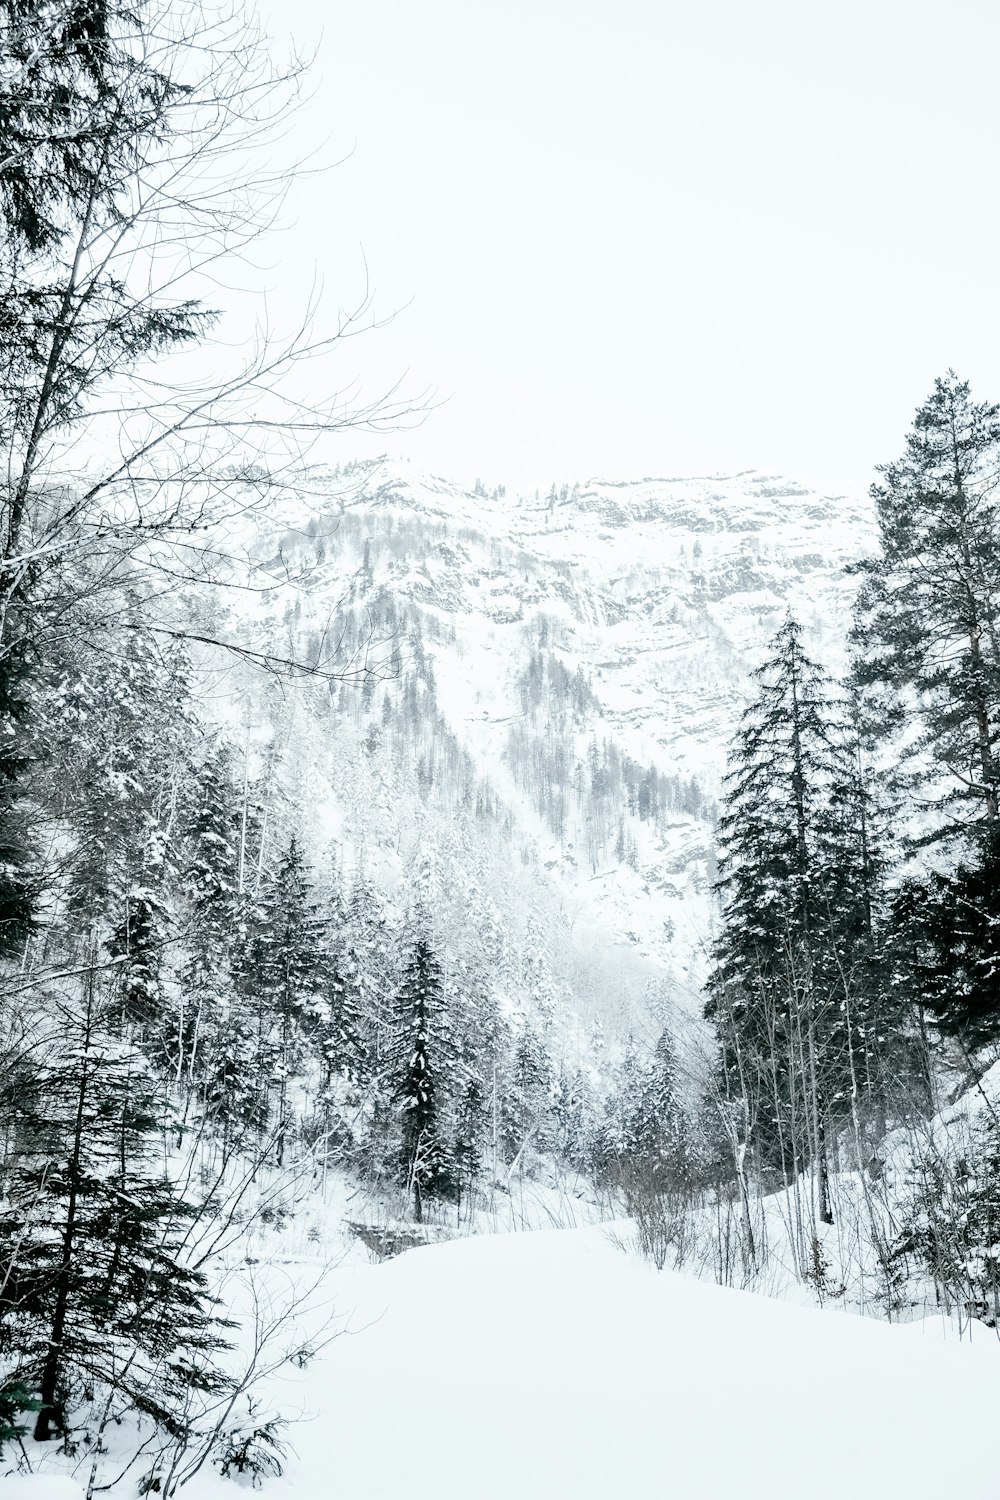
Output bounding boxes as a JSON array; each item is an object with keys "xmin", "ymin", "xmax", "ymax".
[{"xmin": 35, "ymin": 1024, "xmax": 92, "ymax": 1441}]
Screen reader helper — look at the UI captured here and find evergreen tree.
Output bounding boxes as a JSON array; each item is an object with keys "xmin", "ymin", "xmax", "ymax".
[
  {"xmin": 0, "ymin": 581, "xmax": 39, "ymax": 958},
  {"xmin": 852, "ymin": 372, "xmax": 1000, "ymax": 844},
  {"xmin": 0, "ymin": 980, "xmax": 231, "ymax": 1443},
  {"xmin": 889, "ymin": 853, "xmax": 1000, "ymax": 1048},
  {"xmin": 245, "ymin": 838, "xmax": 327, "ymax": 1167},
  {"xmin": 452, "ymin": 1071, "xmax": 486, "ymax": 1214},
  {"xmin": 176, "ymin": 744, "xmax": 242, "ymax": 1086},
  {"xmin": 339, "ymin": 878, "xmax": 396, "ymax": 1082},
  {"xmin": 644, "ymin": 1028, "xmax": 692, "ymax": 1191},
  {"xmin": 593, "ymin": 1033, "xmax": 690, "ymax": 1194},
  {"xmin": 106, "ymin": 883, "xmax": 168, "ymax": 1034},
  {"xmin": 315, "ymin": 954, "xmax": 367, "ymax": 1088},
  {"xmin": 0, "ymin": 0, "xmax": 178, "ymax": 255},
  {"xmin": 852, "ymin": 373, "xmax": 1000, "ymax": 1052},
  {"xmin": 705, "ymin": 616, "xmax": 886, "ymax": 1222},
  {"xmin": 388, "ymin": 937, "xmax": 454, "ymax": 1220},
  {"xmin": 504, "ymin": 1021, "xmax": 553, "ymax": 1162}
]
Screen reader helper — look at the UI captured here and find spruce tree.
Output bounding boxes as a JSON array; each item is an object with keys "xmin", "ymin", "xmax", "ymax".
[
  {"xmin": 504, "ymin": 1022, "xmax": 554, "ymax": 1163},
  {"xmin": 245, "ymin": 838, "xmax": 327, "ymax": 1167},
  {"xmin": 852, "ymin": 373, "xmax": 1000, "ymax": 1050},
  {"xmin": 0, "ymin": 0, "xmax": 179, "ymax": 256},
  {"xmin": 107, "ymin": 885, "xmax": 168, "ymax": 1033},
  {"xmin": 852, "ymin": 372, "xmax": 1000, "ymax": 845},
  {"xmin": 706, "ymin": 615, "xmax": 885, "ymax": 1222},
  {"xmin": 340, "ymin": 878, "xmax": 396, "ymax": 1082},
  {"xmin": 388, "ymin": 937, "xmax": 454, "ymax": 1221},
  {"xmin": 889, "ymin": 853, "xmax": 1000, "ymax": 1048},
  {"xmin": 552, "ymin": 1063, "xmax": 594, "ymax": 1173},
  {"xmin": 452, "ymin": 1071, "xmax": 486, "ymax": 1215},
  {"xmin": 0, "ymin": 980, "xmax": 230, "ymax": 1443},
  {"xmin": 176, "ymin": 744, "xmax": 241, "ymax": 1086}
]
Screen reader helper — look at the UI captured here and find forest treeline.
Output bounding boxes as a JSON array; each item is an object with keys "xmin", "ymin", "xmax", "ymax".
[
  {"xmin": 703, "ymin": 371, "xmax": 1000, "ymax": 1310},
  {"xmin": 0, "ymin": 576, "xmax": 701, "ymax": 1471}
]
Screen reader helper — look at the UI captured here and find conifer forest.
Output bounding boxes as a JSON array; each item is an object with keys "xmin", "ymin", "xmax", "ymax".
[{"xmin": 2, "ymin": 2, "xmax": 1000, "ymax": 1498}]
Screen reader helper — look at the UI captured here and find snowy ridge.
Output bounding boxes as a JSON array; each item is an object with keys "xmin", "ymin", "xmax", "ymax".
[{"xmin": 221, "ymin": 459, "xmax": 874, "ymax": 1044}]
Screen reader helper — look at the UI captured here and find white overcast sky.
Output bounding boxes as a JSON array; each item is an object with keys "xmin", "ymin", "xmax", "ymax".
[{"xmin": 249, "ymin": 0, "xmax": 1000, "ymax": 497}]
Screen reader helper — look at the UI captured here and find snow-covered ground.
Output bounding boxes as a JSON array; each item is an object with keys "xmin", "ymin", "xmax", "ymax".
[
  {"xmin": 187, "ymin": 1224, "xmax": 999, "ymax": 1500},
  {"xmin": 9, "ymin": 1176, "xmax": 1000, "ymax": 1498},
  {"xmin": 13, "ymin": 1219, "xmax": 1000, "ymax": 1499}
]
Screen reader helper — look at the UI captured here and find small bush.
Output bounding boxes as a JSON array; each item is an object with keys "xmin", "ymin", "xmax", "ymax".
[
  {"xmin": 214, "ymin": 1407, "xmax": 287, "ymax": 1487},
  {"xmin": 896, "ymin": 1115, "xmax": 1000, "ymax": 1326}
]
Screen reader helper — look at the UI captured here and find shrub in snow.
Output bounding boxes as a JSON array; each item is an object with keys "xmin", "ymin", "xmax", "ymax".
[
  {"xmin": 897, "ymin": 1114, "xmax": 1000, "ymax": 1326},
  {"xmin": 213, "ymin": 1408, "xmax": 287, "ymax": 1487}
]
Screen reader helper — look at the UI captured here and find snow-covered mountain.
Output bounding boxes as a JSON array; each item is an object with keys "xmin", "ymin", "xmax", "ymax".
[{"xmin": 224, "ymin": 460, "xmax": 875, "ymax": 1043}]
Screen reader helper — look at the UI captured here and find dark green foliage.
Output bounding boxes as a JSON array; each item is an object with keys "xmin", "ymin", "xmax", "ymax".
[
  {"xmin": 594, "ymin": 1030, "xmax": 691, "ymax": 1193},
  {"xmin": 315, "ymin": 957, "xmax": 366, "ymax": 1087},
  {"xmin": 847, "ymin": 373, "xmax": 1000, "ymax": 1062},
  {"xmin": 503, "ymin": 1021, "xmax": 553, "ymax": 1160},
  {"xmin": 452, "ymin": 1071, "xmax": 486, "ymax": 1206},
  {"xmin": 889, "ymin": 839, "xmax": 1000, "ymax": 1046},
  {"xmin": 552, "ymin": 1064, "xmax": 595, "ymax": 1173},
  {"xmin": 0, "ymin": 582, "xmax": 39, "ymax": 957},
  {"xmin": 896, "ymin": 1115, "xmax": 1000, "ymax": 1326},
  {"xmin": 388, "ymin": 936, "xmax": 455, "ymax": 1219},
  {"xmin": 0, "ymin": 1378, "xmax": 40, "ymax": 1451},
  {"xmin": 852, "ymin": 372, "xmax": 1000, "ymax": 847},
  {"xmin": 0, "ymin": 986, "xmax": 232, "ymax": 1443},
  {"xmin": 705, "ymin": 616, "xmax": 895, "ymax": 1216},
  {"xmin": 174, "ymin": 743, "xmax": 242, "ymax": 1084},
  {"xmin": 215, "ymin": 1409, "xmax": 287, "ymax": 1482},
  {"xmin": 0, "ymin": 0, "xmax": 180, "ymax": 254},
  {"xmin": 337, "ymin": 878, "xmax": 396, "ymax": 1083},
  {"xmin": 53, "ymin": 623, "xmax": 195, "ymax": 927},
  {"xmin": 107, "ymin": 885, "xmax": 168, "ymax": 1029},
  {"xmin": 238, "ymin": 838, "xmax": 329, "ymax": 1164}
]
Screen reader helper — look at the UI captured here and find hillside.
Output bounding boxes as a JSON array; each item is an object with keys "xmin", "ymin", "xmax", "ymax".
[{"xmin": 220, "ymin": 460, "xmax": 874, "ymax": 1042}]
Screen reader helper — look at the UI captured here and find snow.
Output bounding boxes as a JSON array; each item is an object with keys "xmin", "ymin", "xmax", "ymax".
[
  {"xmin": 185, "ymin": 1224, "xmax": 1000, "ymax": 1500},
  {"xmin": 2, "ymin": 1483, "xmax": 84, "ymax": 1500},
  {"xmin": 221, "ymin": 460, "xmax": 872, "ymax": 1042}
]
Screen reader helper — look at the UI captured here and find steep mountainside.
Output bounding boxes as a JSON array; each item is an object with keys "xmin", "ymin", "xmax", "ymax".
[{"xmin": 220, "ymin": 461, "xmax": 875, "ymax": 1045}]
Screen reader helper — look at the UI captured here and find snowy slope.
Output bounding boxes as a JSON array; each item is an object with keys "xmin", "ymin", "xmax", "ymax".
[
  {"xmin": 179, "ymin": 1225, "xmax": 999, "ymax": 1500},
  {"xmin": 334, "ymin": 462, "xmax": 869, "ymax": 781},
  {"xmin": 216, "ymin": 460, "xmax": 873, "ymax": 1043}
]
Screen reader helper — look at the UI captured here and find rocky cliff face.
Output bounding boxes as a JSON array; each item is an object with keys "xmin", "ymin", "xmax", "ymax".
[{"xmin": 231, "ymin": 460, "xmax": 875, "ymax": 1042}]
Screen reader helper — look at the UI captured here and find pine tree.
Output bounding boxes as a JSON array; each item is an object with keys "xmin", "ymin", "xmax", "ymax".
[
  {"xmin": 552, "ymin": 1063, "xmax": 594, "ymax": 1173},
  {"xmin": 388, "ymin": 937, "xmax": 454, "ymax": 1221},
  {"xmin": 851, "ymin": 373, "xmax": 1000, "ymax": 1051},
  {"xmin": 889, "ymin": 852, "xmax": 1000, "ymax": 1048},
  {"xmin": 0, "ymin": 0, "xmax": 179, "ymax": 255},
  {"xmin": 705, "ymin": 616, "xmax": 885, "ymax": 1223},
  {"xmin": 852, "ymin": 372, "xmax": 1000, "ymax": 844},
  {"xmin": 106, "ymin": 884, "xmax": 168, "ymax": 1035},
  {"xmin": 504, "ymin": 1022, "xmax": 553, "ymax": 1163},
  {"xmin": 315, "ymin": 954, "xmax": 367, "ymax": 1088},
  {"xmin": 0, "ymin": 979, "xmax": 231, "ymax": 1443},
  {"xmin": 245, "ymin": 838, "xmax": 327, "ymax": 1167},
  {"xmin": 452, "ymin": 1071, "xmax": 486, "ymax": 1215},
  {"xmin": 176, "ymin": 744, "xmax": 241, "ymax": 1086},
  {"xmin": 645, "ymin": 1028, "xmax": 692, "ymax": 1192},
  {"xmin": 593, "ymin": 1034, "xmax": 689, "ymax": 1194},
  {"xmin": 0, "ymin": 581, "xmax": 38, "ymax": 958}
]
